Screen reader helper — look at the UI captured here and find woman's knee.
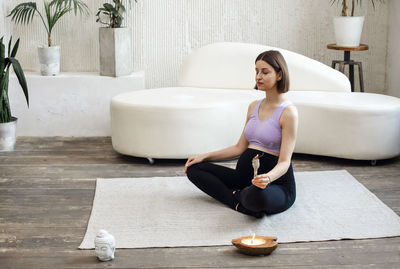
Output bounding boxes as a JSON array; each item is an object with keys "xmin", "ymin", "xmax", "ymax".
[
  {"xmin": 186, "ymin": 163, "xmax": 199, "ymax": 176},
  {"xmin": 186, "ymin": 162, "xmax": 206, "ymax": 179},
  {"xmin": 240, "ymin": 185, "xmax": 266, "ymax": 211},
  {"xmin": 186, "ymin": 164, "xmax": 197, "ymax": 179},
  {"xmin": 241, "ymin": 185, "xmax": 289, "ymax": 213}
]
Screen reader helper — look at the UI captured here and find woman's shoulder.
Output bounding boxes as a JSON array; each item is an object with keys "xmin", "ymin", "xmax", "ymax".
[
  {"xmin": 248, "ymin": 99, "xmax": 260, "ymax": 111},
  {"xmin": 281, "ymin": 102, "xmax": 298, "ymax": 121},
  {"xmin": 246, "ymin": 99, "xmax": 261, "ymax": 119}
]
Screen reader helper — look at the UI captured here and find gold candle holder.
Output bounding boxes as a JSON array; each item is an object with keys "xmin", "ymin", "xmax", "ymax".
[{"xmin": 232, "ymin": 235, "xmax": 278, "ymax": 256}]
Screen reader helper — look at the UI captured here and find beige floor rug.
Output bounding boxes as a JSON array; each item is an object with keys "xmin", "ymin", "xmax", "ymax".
[{"xmin": 79, "ymin": 170, "xmax": 400, "ymax": 249}]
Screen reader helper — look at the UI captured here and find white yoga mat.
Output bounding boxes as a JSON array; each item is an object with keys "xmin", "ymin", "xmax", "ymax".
[{"xmin": 79, "ymin": 170, "xmax": 400, "ymax": 249}]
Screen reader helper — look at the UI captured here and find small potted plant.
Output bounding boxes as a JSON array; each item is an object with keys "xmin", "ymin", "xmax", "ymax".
[
  {"xmin": 96, "ymin": 0, "xmax": 137, "ymax": 77},
  {"xmin": 7, "ymin": 0, "xmax": 89, "ymax": 76},
  {"xmin": 0, "ymin": 36, "xmax": 29, "ymax": 151},
  {"xmin": 330, "ymin": 0, "xmax": 383, "ymax": 47}
]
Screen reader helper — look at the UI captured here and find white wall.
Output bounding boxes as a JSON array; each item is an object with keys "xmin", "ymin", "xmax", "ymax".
[
  {"xmin": 0, "ymin": 0, "xmax": 12, "ymax": 53},
  {"xmin": 387, "ymin": 0, "xmax": 400, "ymax": 98},
  {"xmin": 0, "ymin": 2, "xmax": 4, "ymax": 38},
  {"xmin": 3, "ymin": 0, "xmax": 391, "ymax": 93}
]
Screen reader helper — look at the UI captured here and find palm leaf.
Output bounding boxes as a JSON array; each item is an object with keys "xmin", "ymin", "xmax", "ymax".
[
  {"xmin": 51, "ymin": 0, "xmax": 89, "ymax": 16},
  {"xmin": 7, "ymin": 2, "xmax": 37, "ymax": 24},
  {"xmin": 44, "ymin": 1, "xmax": 52, "ymax": 29},
  {"xmin": 43, "ymin": 0, "xmax": 54, "ymax": 45},
  {"xmin": 330, "ymin": 0, "xmax": 383, "ymax": 15},
  {"xmin": 50, "ymin": 6, "xmax": 72, "ymax": 33},
  {"xmin": 371, "ymin": 0, "xmax": 376, "ymax": 9},
  {"xmin": 8, "ymin": 58, "xmax": 29, "ymax": 107}
]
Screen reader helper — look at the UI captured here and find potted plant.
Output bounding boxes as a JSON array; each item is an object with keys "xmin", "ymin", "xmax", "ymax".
[
  {"xmin": 0, "ymin": 36, "xmax": 29, "ymax": 151},
  {"xmin": 7, "ymin": 0, "xmax": 89, "ymax": 76},
  {"xmin": 330, "ymin": 0, "xmax": 383, "ymax": 47},
  {"xmin": 96, "ymin": 0, "xmax": 137, "ymax": 77}
]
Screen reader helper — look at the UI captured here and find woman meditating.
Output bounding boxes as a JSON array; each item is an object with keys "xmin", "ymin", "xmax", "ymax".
[{"xmin": 185, "ymin": 50, "xmax": 298, "ymax": 218}]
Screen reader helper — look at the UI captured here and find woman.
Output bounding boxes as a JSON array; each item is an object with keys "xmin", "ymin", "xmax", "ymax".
[{"xmin": 185, "ymin": 50, "xmax": 298, "ymax": 218}]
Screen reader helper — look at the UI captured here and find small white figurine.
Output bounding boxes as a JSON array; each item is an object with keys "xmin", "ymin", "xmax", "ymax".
[
  {"xmin": 94, "ymin": 229, "xmax": 115, "ymax": 261},
  {"xmin": 252, "ymin": 154, "xmax": 260, "ymax": 177}
]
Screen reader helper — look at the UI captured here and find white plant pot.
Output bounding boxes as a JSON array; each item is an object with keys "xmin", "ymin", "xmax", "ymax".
[
  {"xmin": 333, "ymin": 16, "xmax": 365, "ymax": 47},
  {"xmin": 99, "ymin": 27, "xmax": 133, "ymax": 77},
  {"xmin": 37, "ymin": 45, "xmax": 60, "ymax": 76},
  {"xmin": 0, "ymin": 117, "xmax": 17, "ymax": 152}
]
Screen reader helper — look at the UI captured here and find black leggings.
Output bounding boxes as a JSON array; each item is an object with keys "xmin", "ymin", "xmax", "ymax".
[{"xmin": 186, "ymin": 148, "xmax": 296, "ymax": 216}]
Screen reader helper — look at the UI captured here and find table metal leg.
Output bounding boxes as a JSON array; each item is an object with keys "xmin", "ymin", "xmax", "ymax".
[
  {"xmin": 349, "ymin": 61, "xmax": 355, "ymax": 92},
  {"xmin": 331, "ymin": 51, "xmax": 365, "ymax": 92},
  {"xmin": 344, "ymin": 51, "xmax": 351, "ymax": 62},
  {"xmin": 357, "ymin": 62, "xmax": 364, "ymax": 92},
  {"xmin": 343, "ymin": 52, "xmax": 354, "ymax": 92},
  {"xmin": 339, "ymin": 62, "xmax": 345, "ymax": 73}
]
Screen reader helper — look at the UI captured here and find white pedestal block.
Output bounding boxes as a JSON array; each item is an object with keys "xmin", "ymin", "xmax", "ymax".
[{"xmin": 9, "ymin": 71, "xmax": 145, "ymax": 136}]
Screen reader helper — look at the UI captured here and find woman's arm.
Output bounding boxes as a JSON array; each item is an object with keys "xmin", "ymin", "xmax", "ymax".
[
  {"xmin": 185, "ymin": 100, "xmax": 257, "ymax": 172},
  {"xmin": 252, "ymin": 105, "xmax": 298, "ymax": 188}
]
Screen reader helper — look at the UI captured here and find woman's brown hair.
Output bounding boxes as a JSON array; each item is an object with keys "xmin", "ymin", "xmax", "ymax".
[{"xmin": 254, "ymin": 50, "xmax": 290, "ymax": 93}]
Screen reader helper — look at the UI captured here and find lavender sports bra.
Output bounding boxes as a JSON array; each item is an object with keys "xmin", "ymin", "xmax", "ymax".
[{"xmin": 244, "ymin": 99, "xmax": 292, "ymax": 154}]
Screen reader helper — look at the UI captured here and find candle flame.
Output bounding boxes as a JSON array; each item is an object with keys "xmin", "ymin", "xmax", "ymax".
[{"xmin": 251, "ymin": 233, "xmax": 256, "ymax": 244}]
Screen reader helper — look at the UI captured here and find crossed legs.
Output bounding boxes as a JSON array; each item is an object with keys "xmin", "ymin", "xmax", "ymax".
[{"xmin": 186, "ymin": 161, "xmax": 292, "ymax": 217}]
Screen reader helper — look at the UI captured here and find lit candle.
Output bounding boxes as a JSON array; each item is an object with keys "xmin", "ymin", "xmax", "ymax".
[{"xmin": 241, "ymin": 233, "xmax": 266, "ymax": 246}]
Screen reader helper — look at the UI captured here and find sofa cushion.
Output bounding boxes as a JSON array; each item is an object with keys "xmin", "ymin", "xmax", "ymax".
[
  {"xmin": 178, "ymin": 42, "xmax": 351, "ymax": 92},
  {"xmin": 287, "ymin": 91, "xmax": 400, "ymax": 160},
  {"xmin": 111, "ymin": 87, "xmax": 263, "ymax": 158}
]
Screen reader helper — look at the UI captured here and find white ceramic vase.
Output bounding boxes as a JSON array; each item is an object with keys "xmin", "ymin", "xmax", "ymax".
[
  {"xmin": 37, "ymin": 45, "xmax": 60, "ymax": 76},
  {"xmin": 0, "ymin": 117, "xmax": 17, "ymax": 152},
  {"xmin": 333, "ymin": 16, "xmax": 365, "ymax": 47}
]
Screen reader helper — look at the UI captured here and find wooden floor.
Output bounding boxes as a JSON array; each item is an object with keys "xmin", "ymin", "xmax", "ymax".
[{"xmin": 1, "ymin": 137, "xmax": 400, "ymax": 268}]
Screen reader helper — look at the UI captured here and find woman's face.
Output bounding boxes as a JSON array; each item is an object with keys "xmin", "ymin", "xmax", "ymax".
[{"xmin": 255, "ymin": 60, "xmax": 281, "ymax": 92}]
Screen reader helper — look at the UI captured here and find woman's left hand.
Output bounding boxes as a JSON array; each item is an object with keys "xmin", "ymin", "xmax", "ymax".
[{"xmin": 252, "ymin": 174, "xmax": 271, "ymax": 189}]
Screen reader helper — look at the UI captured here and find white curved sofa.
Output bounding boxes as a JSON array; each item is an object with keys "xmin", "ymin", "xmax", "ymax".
[{"xmin": 111, "ymin": 42, "xmax": 400, "ymax": 161}]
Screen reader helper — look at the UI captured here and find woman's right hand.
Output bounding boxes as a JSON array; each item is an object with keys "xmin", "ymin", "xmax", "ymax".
[{"xmin": 185, "ymin": 154, "xmax": 207, "ymax": 173}]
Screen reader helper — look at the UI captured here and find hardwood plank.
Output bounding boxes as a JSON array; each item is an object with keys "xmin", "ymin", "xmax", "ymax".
[
  {"xmin": 0, "ymin": 164, "xmax": 185, "ymax": 179},
  {"xmin": 0, "ymin": 178, "xmax": 95, "ymax": 189},
  {"xmin": 0, "ymin": 137, "xmax": 399, "ymax": 268},
  {"xmin": 0, "ymin": 227, "xmax": 87, "ymax": 249},
  {"xmin": 2, "ymin": 238, "xmax": 400, "ymax": 268}
]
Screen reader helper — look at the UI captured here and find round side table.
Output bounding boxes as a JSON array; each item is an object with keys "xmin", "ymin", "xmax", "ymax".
[{"xmin": 327, "ymin": 44, "xmax": 368, "ymax": 92}]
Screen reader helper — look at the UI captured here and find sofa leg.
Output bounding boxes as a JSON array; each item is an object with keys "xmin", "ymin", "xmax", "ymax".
[
  {"xmin": 370, "ymin": 160, "xmax": 377, "ymax": 166},
  {"xmin": 147, "ymin": 157, "xmax": 155, "ymax": 165}
]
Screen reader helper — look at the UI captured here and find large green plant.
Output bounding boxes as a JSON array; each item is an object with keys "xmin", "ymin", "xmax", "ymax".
[
  {"xmin": 0, "ymin": 37, "xmax": 29, "ymax": 124},
  {"xmin": 8, "ymin": 0, "xmax": 89, "ymax": 47},
  {"xmin": 330, "ymin": 0, "xmax": 383, "ymax": 16},
  {"xmin": 96, "ymin": 0, "xmax": 137, "ymax": 28}
]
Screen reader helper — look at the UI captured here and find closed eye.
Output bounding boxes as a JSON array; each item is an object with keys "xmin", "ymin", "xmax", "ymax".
[{"xmin": 255, "ymin": 68, "xmax": 270, "ymax": 75}]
